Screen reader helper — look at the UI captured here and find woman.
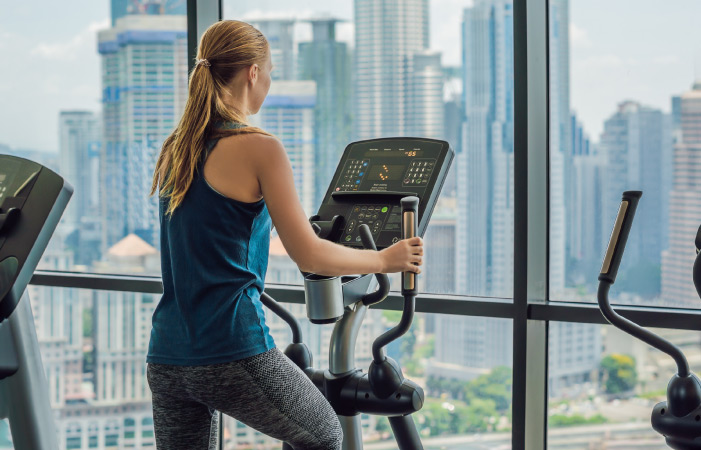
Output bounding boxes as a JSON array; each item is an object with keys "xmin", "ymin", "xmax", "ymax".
[{"xmin": 147, "ymin": 20, "xmax": 424, "ymax": 449}]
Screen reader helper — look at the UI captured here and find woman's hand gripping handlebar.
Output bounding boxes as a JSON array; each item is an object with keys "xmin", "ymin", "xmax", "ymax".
[{"xmin": 359, "ymin": 224, "xmax": 390, "ymax": 306}]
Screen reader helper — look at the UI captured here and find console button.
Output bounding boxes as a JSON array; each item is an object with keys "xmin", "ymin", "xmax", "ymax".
[{"xmin": 346, "ymin": 220, "xmax": 357, "ymax": 233}]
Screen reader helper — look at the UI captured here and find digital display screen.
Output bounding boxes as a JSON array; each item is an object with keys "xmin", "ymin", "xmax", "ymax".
[{"xmin": 367, "ymin": 164, "xmax": 406, "ymax": 181}]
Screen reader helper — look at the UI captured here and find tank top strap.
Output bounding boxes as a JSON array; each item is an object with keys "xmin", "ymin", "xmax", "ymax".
[{"xmin": 204, "ymin": 121, "xmax": 249, "ymax": 158}]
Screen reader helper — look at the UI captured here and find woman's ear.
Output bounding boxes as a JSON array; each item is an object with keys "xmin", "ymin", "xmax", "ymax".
[{"xmin": 249, "ymin": 64, "xmax": 259, "ymax": 84}]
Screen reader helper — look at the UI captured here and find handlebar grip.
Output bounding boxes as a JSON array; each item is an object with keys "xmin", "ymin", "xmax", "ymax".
[
  {"xmin": 401, "ymin": 196, "xmax": 420, "ymax": 294},
  {"xmin": 359, "ymin": 224, "xmax": 390, "ymax": 305},
  {"xmin": 599, "ymin": 191, "xmax": 642, "ymax": 284}
]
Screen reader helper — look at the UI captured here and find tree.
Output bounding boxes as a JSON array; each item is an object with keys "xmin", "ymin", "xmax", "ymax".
[
  {"xmin": 464, "ymin": 366, "xmax": 512, "ymax": 412},
  {"xmin": 600, "ymin": 354, "xmax": 637, "ymax": 395}
]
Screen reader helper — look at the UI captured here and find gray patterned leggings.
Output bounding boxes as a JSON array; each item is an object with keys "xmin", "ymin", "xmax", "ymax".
[{"xmin": 147, "ymin": 348, "xmax": 343, "ymax": 449}]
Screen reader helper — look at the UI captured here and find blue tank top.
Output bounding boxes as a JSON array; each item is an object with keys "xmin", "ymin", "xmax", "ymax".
[{"xmin": 147, "ymin": 125, "xmax": 276, "ymax": 365}]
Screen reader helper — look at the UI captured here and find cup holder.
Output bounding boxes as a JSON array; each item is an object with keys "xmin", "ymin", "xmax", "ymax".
[{"xmin": 303, "ymin": 275, "xmax": 344, "ymax": 324}]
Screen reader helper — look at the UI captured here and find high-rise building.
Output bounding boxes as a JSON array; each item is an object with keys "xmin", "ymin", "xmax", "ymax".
[
  {"xmin": 298, "ymin": 18, "xmax": 352, "ymax": 208},
  {"xmin": 98, "ymin": 14, "xmax": 187, "ymax": 251},
  {"xmin": 457, "ymin": 0, "xmax": 514, "ymax": 298},
  {"xmin": 548, "ymin": 322, "xmax": 601, "ymax": 397},
  {"xmin": 353, "ymin": 0, "xmax": 429, "ymax": 140},
  {"xmin": 111, "ymin": 0, "xmax": 187, "ymax": 26},
  {"xmin": 548, "ymin": 0, "xmax": 569, "ymax": 297},
  {"xmin": 662, "ymin": 82, "xmax": 701, "ymax": 307},
  {"xmin": 600, "ymin": 101, "xmax": 672, "ymax": 289},
  {"xmin": 253, "ymin": 18, "xmax": 296, "ymax": 81},
  {"xmin": 59, "ymin": 111, "xmax": 101, "ymax": 229},
  {"xmin": 409, "ymin": 51, "xmax": 445, "ymax": 139},
  {"xmin": 59, "ymin": 111, "xmax": 102, "ymax": 266},
  {"xmin": 569, "ymin": 143, "xmax": 605, "ymax": 284},
  {"xmin": 251, "ymin": 81, "xmax": 317, "ymax": 215}
]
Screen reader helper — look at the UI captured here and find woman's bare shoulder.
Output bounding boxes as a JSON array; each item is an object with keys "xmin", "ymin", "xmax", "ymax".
[{"xmin": 217, "ymin": 132, "xmax": 286, "ymax": 166}]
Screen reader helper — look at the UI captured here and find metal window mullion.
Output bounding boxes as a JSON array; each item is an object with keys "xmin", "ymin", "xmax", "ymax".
[
  {"xmin": 513, "ymin": 0, "xmax": 550, "ymax": 448},
  {"xmin": 185, "ymin": 3, "xmax": 224, "ymax": 446},
  {"xmin": 187, "ymin": 0, "xmax": 222, "ymax": 73}
]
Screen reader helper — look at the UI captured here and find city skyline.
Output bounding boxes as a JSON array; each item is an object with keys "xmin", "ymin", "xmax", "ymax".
[
  {"xmin": 2, "ymin": 0, "xmax": 701, "ymax": 151},
  {"xmin": 4, "ymin": 0, "xmax": 701, "ymax": 448}
]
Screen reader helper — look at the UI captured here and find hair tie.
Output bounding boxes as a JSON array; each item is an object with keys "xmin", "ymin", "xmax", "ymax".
[{"xmin": 195, "ymin": 58, "xmax": 211, "ymax": 68}]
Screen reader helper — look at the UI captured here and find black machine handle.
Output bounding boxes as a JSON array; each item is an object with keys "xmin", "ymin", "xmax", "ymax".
[
  {"xmin": 371, "ymin": 196, "xmax": 420, "ymax": 364},
  {"xmin": 358, "ymin": 225, "xmax": 390, "ymax": 306},
  {"xmin": 598, "ymin": 191, "xmax": 690, "ymax": 378},
  {"xmin": 259, "ymin": 292, "xmax": 303, "ymax": 345}
]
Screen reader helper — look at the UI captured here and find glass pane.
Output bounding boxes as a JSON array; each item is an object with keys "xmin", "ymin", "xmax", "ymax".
[
  {"xmin": 553, "ymin": 0, "xmax": 701, "ymax": 307},
  {"xmin": 547, "ymin": 322, "xmax": 698, "ymax": 448},
  {"xmin": 223, "ymin": 307, "xmax": 513, "ymax": 448},
  {"xmin": 224, "ymin": 0, "xmax": 514, "ymax": 298},
  {"xmin": 1, "ymin": 1, "xmax": 188, "ymax": 276},
  {"xmin": 1, "ymin": 286, "xmax": 156, "ymax": 448}
]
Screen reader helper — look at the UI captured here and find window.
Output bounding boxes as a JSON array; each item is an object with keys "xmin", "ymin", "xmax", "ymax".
[
  {"xmin": 551, "ymin": 0, "xmax": 701, "ymax": 309},
  {"xmin": 545, "ymin": 322, "xmax": 701, "ymax": 447},
  {"xmin": 224, "ymin": 0, "xmax": 514, "ymax": 298},
  {"xmin": 0, "ymin": 0, "xmax": 188, "ymax": 277}
]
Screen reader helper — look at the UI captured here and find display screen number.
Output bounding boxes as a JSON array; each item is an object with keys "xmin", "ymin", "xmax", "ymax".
[{"xmin": 368, "ymin": 164, "xmax": 406, "ymax": 181}]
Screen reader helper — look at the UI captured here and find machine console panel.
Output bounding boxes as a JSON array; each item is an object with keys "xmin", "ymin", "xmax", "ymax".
[
  {"xmin": 313, "ymin": 138, "xmax": 453, "ymax": 249},
  {"xmin": 0, "ymin": 155, "xmax": 72, "ymax": 322}
]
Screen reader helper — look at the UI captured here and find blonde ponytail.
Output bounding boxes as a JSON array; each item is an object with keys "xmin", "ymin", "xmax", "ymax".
[{"xmin": 151, "ymin": 20, "xmax": 272, "ymax": 215}]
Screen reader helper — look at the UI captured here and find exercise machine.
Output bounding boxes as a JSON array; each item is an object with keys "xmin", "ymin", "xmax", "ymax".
[
  {"xmin": 260, "ymin": 137, "xmax": 453, "ymax": 450},
  {"xmin": 0, "ymin": 155, "xmax": 73, "ymax": 449},
  {"xmin": 599, "ymin": 190, "xmax": 701, "ymax": 449}
]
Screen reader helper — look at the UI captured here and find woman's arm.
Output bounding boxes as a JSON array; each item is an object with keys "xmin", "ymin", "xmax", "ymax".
[{"xmin": 252, "ymin": 135, "xmax": 423, "ymax": 277}]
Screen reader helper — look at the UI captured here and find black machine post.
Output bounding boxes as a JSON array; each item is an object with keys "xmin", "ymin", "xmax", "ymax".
[
  {"xmin": 598, "ymin": 191, "xmax": 701, "ymax": 449},
  {"xmin": 261, "ymin": 138, "xmax": 453, "ymax": 450}
]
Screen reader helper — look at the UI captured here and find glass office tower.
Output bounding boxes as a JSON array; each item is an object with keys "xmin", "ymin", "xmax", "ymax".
[{"xmin": 98, "ymin": 14, "xmax": 187, "ymax": 251}]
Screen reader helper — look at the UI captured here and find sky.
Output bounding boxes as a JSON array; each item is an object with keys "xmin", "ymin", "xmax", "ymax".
[{"xmin": 0, "ymin": 0, "xmax": 700, "ymax": 151}]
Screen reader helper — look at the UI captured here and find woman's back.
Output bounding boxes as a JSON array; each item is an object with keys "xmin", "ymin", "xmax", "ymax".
[{"xmin": 147, "ymin": 130, "xmax": 275, "ymax": 366}]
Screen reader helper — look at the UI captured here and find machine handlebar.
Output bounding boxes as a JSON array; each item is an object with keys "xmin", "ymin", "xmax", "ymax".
[
  {"xmin": 599, "ymin": 190, "xmax": 642, "ymax": 283},
  {"xmin": 359, "ymin": 225, "xmax": 390, "ymax": 306},
  {"xmin": 401, "ymin": 196, "xmax": 419, "ymax": 295},
  {"xmin": 597, "ymin": 191, "xmax": 690, "ymax": 378}
]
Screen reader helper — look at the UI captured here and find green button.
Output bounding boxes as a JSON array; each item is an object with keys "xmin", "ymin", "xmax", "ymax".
[
  {"xmin": 345, "ymin": 235, "xmax": 352, "ymax": 242},
  {"xmin": 381, "ymin": 207, "xmax": 388, "ymax": 213}
]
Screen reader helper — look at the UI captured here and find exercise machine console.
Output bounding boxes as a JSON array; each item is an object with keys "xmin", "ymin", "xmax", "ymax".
[
  {"xmin": 599, "ymin": 191, "xmax": 701, "ymax": 449},
  {"xmin": 0, "ymin": 155, "xmax": 73, "ymax": 449},
  {"xmin": 260, "ymin": 137, "xmax": 453, "ymax": 450}
]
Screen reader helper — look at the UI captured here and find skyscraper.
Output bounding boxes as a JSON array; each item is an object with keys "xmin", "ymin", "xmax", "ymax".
[
  {"xmin": 569, "ymin": 136, "xmax": 605, "ymax": 283},
  {"xmin": 457, "ymin": 0, "xmax": 514, "ymax": 298},
  {"xmin": 298, "ymin": 19, "xmax": 352, "ymax": 208},
  {"xmin": 111, "ymin": 0, "xmax": 187, "ymax": 26},
  {"xmin": 251, "ymin": 81, "xmax": 317, "ymax": 215},
  {"xmin": 98, "ymin": 14, "xmax": 187, "ymax": 251},
  {"xmin": 549, "ymin": 0, "xmax": 569, "ymax": 297},
  {"xmin": 662, "ymin": 82, "xmax": 701, "ymax": 307},
  {"xmin": 353, "ymin": 0, "xmax": 429, "ymax": 140},
  {"xmin": 59, "ymin": 111, "xmax": 102, "ymax": 266},
  {"xmin": 59, "ymin": 111, "xmax": 101, "ymax": 230},
  {"xmin": 600, "ymin": 101, "xmax": 672, "ymax": 292},
  {"xmin": 253, "ymin": 18, "xmax": 296, "ymax": 81},
  {"xmin": 409, "ymin": 51, "xmax": 445, "ymax": 139}
]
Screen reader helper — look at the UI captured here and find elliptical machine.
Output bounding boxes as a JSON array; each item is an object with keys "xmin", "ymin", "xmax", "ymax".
[
  {"xmin": 260, "ymin": 137, "xmax": 454, "ymax": 450},
  {"xmin": 598, "ymin": 190, "xmax": 701, "ymax": 449}
]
